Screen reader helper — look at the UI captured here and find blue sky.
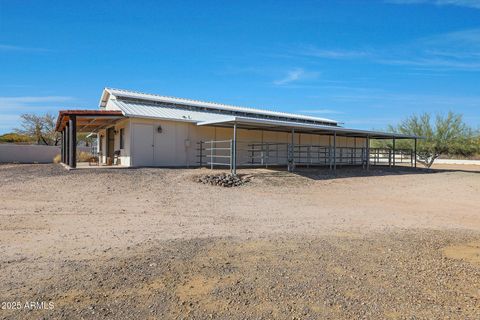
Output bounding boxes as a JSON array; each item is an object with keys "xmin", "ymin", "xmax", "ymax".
[{"xmin": 0, "ymin": 0, "xmax": 479, "ymax": 133}]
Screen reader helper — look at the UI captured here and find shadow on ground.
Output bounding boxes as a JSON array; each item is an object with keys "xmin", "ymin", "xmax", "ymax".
[{"xmin": 246, "ymin": 164, "xmax": 480, "ymax": 181}]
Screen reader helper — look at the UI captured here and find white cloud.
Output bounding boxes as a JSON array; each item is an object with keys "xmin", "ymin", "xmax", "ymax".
[
  {"xmin": 299, "ymin": 47, "xmax": 370, "ymax": 59},
  {"xmin": 0, "ymin": 96, "xmax": 73, "ymax": 110},
  {"xmin": 273, "ymin": 68, "xmax": 319, "ymax": 85},
  {"xmin": 386, "ymin": 0, "xmax": 480, "ymax": 9},
  {"xmin": 0, "ymin": 114, "xmax": 21, "ymax": 131},
  {"xmin": 331, "ymin": 91, "xmax": 480, "ymax": 107},
  {"xmin": 377, "ymin": 28, "xmax": 480, "ymax": 70},
  {"xmin": 0, "ymin": 44, "xmax": 24, "ymax": 51},
  {"xmin": 377, "ymin": 57, "xmax": 480, "ymax": 69},
  {"xmin": 293, "ymin": 28, "xmax": 480, "ymax": 71},
  {"xmin": 0, "ymin": 96, "xmax": 75, "ymax": 133},
  {"xmin": 0, "ymin": 44, "xmax": 49, "ymax": 52}
]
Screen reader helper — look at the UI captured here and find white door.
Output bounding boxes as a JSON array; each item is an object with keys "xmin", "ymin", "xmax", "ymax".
[
  {"xmin": 154, "ymin": 122, "xmax": 177, "ymax": 166},
  {"xmin": 133, "ymin": 124, "xmax": 154, "ymax": 166}
]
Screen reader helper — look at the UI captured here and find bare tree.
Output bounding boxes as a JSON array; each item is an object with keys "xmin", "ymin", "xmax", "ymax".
[{"xmin": 14, "ymin": 113, "xmax": 59, "ymax": 145}]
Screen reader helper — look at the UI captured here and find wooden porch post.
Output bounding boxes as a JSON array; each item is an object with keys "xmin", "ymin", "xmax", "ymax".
[
  {"xmin": 64, "ymin": 127, "xmax": 67, "ymax": 164},
  {"xmin": 61, "ymin": 129, "xmax": 64, "ymax": 163},
  {"xmin": 68, "ymin": 115, "xmax": 77, "ymax": 168},
  {"xmin": 65, "ymin": 123, "xmax": 69, "ymax": 165}
]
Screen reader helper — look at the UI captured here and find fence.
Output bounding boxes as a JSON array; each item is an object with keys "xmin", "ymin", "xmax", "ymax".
[
  {"xmin": 198, "ymin": 140, "xmax": 233, "ymax": 170},
  {"xmin": 197, "ymin": 140, "xmax": 415, "ymax": 171},
  {"xmin": 369, "ymin": 148, "xmax": 414, "ymax": 166},
  {"xmin": 0, "ymin": 144, "xmax": 91, "ymax": 164},
  {"xmin": 197, "ymin": 140, "xmax": 414, "ymax": 169},
  {"xmin": 244, "ymin": 142, "xmax": 289, "ymax": 166}
]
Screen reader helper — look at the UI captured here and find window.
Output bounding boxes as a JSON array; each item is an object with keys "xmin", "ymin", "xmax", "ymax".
[
  {"xmin": 99, "ymin": 135, "xmax": 103, "ymax": 152},
  {"xmin": 120, "ymin": 128, "xmax": 125, "ymax": 149}
]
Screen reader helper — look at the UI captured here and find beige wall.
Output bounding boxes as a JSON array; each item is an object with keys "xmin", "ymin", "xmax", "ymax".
[{"xmin": 117, "ymin": 118, "xmax": 367, "ymax": 167}]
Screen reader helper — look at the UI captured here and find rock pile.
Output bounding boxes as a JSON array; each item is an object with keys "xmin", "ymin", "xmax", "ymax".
[{"xmin": 197, "ymin": 173, "xmax": 250, "ymax": 187}]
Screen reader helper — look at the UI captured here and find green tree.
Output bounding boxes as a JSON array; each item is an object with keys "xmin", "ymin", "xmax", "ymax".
[
  {"xmin": 389, "ymin": 112, "xmax": 478, "ymax": 168},
  {"xmin": 14, "ymin": 113, "xmax": 60, "ymax": 145}
]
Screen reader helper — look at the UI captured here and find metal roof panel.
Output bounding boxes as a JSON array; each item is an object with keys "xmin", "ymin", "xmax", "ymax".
[{"xmin": 113, "ymin": 100, "xmax": 229, "ymax": 123}]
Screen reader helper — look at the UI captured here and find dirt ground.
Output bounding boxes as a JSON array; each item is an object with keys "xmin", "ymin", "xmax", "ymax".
[{"xmin": 0, "ymin": 163, "xmax": 479, "ymax": 319}]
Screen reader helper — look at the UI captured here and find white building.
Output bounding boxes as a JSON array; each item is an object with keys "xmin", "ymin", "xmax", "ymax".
[{"xmin": 56, "ymin": 88, "xmax": 418, "ymax": 171}]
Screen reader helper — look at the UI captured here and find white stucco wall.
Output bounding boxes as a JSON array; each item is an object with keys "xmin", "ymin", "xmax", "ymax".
[
  {"xmin": 0, "ymin": 144, "xmax": 61, "ymax": 163},
  {"xmin": 96, "ymin": 119, "xmax": 132, "ymax": 166},
  {"xmin": 0, "ymin": 144, "xmax": 91, "ymax": 164}
]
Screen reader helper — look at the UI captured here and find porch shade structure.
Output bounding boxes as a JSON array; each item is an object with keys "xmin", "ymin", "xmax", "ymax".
[
  {"xmin": 55, "ymin": 110, "xmax": 124, "ymax": 168},
  {"xmin": 197, "ymin": 116, "xmax": 419, "ymax": 173}
]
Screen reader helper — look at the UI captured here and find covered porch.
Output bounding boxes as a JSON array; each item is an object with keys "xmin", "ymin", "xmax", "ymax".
[{"xmin": 55, "ymin": 110, "xmax": 125, "ymax": 168}]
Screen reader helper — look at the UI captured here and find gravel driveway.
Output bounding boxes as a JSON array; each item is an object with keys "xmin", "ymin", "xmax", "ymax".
[{"xmin": 0, "ymin": 164, "xmax": 479, "ymax": 319}]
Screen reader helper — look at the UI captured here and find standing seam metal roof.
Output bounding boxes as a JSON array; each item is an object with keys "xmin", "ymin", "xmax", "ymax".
[
  {"xmin": 112, "ymin": 100, "xmax": 228, "ymax": 123},
  {"xmin": 104, "ymin": 87, "xmax": 338, "ymax": 125}
]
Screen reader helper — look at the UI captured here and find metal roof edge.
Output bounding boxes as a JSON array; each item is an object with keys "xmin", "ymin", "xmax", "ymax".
[{"xmin": 197, "ymin": 116, "xmax": 421, "ymax": 139}]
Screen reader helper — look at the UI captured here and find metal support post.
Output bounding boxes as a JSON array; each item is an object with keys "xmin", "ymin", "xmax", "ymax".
[
  {"xmin": 232, "ymin": 123, "xmax": 237, "ymax": 175},
  {"xmin": 307, "ymin": 145, "xmax": 311, "ymax": 167},
  {"xmin": 288, "ymin": 128, "xmax": 295, "ymax": 172},
  {"xmin": 333, "ymin": 131, "xmax": 337, "ymax": 172},
  {"xmin": 366, "ymin": 135, "xmax": 370, "ymax": 170},
  {"xmin": 199, "ymin": 141, "xmax": 203, "ymax": 167},
  {"xmin": 414, "ymin": 138, "xmax": 417, "ymax": 168},
  {"xmin": 361, "ymin": 147, "xmax": 365, "ymax": 169},
  {"xmin": 265, "ymin": 143, "xmax": 269, "ymax": 168},
  {"xmin": 392, "ymin": 136, "xmax": 396, "ymax": 167},
  {"xmin": 329, "ymin": 136, "xmax": 332, "ymax": 170}
]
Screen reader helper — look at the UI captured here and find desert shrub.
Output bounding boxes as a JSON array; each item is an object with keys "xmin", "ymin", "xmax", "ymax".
[
  {"xmin": 54, "ymin": 152, "xmax": 93, "ymax": 163},
  {"xmin": 53, "ymin": 154, "xmax": 61, "ymax": 163},
  {"xmin": 77, "ymin": 151, "xmax": 93, "ymax": 162},
  {"xmin": 0, "ymin": 132, "xmax": 33, "ymax": 144}
]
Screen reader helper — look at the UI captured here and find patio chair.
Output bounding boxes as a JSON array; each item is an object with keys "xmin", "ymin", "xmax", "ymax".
[
  {"xmin": 88, "ymin": 150, "xmax": 101, "ymax": 166},
  {"xmin": 113, "ymin": 150, "xmax": 121, "ymax": 165}
]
